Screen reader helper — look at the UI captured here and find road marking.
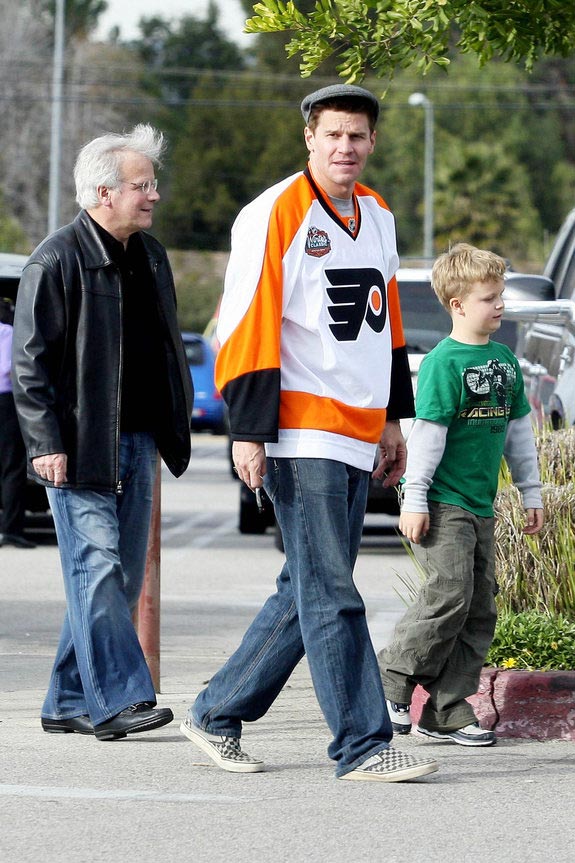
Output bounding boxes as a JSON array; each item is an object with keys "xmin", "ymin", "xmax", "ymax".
[
  {"xmin": 0, "ymin": 783, "xmax": 261, "ymax": 803},
  {"xmin": 161, "ymin": 512, "xmax": 237, "ymax": 547},
  {"xmin": 191, "ymin": 518, "xmax": 237, "ymax": 548}
]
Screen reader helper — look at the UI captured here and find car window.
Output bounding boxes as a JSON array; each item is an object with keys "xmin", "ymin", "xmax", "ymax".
[
  {"xmin": 557, "ymin": 253, "xmax": 575, "ymax": 302},
  {"xmin": 184, "ymin": 340, "xmax": 205, "ymax": 366},
  {"xmin": 398, "ymin": 279, "xmax": 451, "ymax": 353},
  {"xmin": 398, "ymin": 274, "xmax": 528, "ymax": 354},
  {"xmin": 0, "ymin": 276, "xmax": 21, "ymax": 301},
  {"xmin": 544, "ymin": 209, "xmax": 575, "ymax": 299}
]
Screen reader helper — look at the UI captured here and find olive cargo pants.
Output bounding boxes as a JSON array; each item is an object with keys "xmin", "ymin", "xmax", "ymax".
[{"xmin": 378, "ymin": 502, "xmax": 497, "ymax": 732}]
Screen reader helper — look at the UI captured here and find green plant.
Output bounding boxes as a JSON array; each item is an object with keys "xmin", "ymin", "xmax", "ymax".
[
  {"xmin": 168, "ymin": 249, "xmax": 226, "ymax": 333},
  {"xmin": 485, "ymin": 609, "xmax": 575, "ymax": 671}
]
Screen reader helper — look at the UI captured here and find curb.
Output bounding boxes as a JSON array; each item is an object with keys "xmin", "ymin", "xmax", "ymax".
[{"xmin": 410, "ymin": 669, "xmax": 575, "ymax": 741}]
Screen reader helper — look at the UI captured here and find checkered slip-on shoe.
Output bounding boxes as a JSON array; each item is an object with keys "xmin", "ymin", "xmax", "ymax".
[
  {"xmin": 180, "ymin": 716, "xmax": 265, "ymax": 773},
  {"xmin": 339, "ymin": 747, "xmax": 439, "ymax": 783}
]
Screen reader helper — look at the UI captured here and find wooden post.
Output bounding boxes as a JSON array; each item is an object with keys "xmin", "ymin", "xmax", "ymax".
[{"xmin": 135, "ymin": 457, "xmax": 161, "ymax": 691}]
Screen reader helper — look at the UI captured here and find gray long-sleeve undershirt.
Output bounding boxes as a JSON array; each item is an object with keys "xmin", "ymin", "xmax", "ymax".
[{"xmin": 402, "ymin": 414, "xmax": 543, "ymax": 513}]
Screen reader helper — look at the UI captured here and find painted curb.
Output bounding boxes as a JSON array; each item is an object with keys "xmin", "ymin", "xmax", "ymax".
[{"xmin": 410, "ymin": 669, "xmax": 575, "ymax": 740}]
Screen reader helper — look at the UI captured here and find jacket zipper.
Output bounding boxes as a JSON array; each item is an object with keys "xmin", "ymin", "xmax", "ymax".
[{"xmin": 116, "ymin": 267, "xmax": 123, "ymax": 495}]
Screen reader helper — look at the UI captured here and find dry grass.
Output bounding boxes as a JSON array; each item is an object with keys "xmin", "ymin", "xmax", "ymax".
[{"xmin": 494, "ymin": 428, "xmax": 575, "ymax": 615}]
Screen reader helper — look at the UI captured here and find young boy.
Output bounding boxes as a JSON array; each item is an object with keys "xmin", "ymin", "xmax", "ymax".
[{"xmin": 378, "ymin": 243, "xmax": 544, "ymax": 746}]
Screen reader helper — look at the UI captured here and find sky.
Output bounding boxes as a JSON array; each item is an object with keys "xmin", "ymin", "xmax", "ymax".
[{"xmin": 95, "ymin": 0, "xmax": 253, "ymax": 45}]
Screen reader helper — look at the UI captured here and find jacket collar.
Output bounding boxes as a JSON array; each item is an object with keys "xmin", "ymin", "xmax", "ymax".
[{"xmin": 72, "ymin": 210, "xmax": 160, "ymax": 270}]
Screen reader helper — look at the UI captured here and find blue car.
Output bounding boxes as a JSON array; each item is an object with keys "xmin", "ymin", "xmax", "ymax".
[{"xmin": 182, "ymin": 332, "xmax": 227, "ymax": 434}]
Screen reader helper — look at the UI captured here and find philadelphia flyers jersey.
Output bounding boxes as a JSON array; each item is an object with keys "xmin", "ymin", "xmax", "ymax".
[{"xmin": 215, "ymin": 166, "xmax": 414, "ymax": 471}]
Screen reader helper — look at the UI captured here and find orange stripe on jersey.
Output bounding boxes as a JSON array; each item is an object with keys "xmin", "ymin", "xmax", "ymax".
[
  {"xmin": 355, "ymin": 181, "xmax": 390, "ymax": 211},
  {"xmin": 386, "ymin": 273, "xmax": 407, "ymax": 350},
  {"xmin": 280, "ymin": 390, "xmax": 387, "ymax": 444},
  {"xmin": 216, "ymin": 175, "xmax": 315, "ymax": 395}
]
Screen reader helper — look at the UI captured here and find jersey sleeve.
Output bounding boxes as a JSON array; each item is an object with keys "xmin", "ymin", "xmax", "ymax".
[
  {"xmin": 215, "ymin": 174, "xmax": 302, "ymax": 441},
  {"xmin": 385, "ymin": 273, "xmax": 415, "ymax": 421}
]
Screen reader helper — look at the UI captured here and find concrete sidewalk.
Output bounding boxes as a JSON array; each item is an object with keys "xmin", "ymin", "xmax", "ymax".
[
  {"xmin": 2, "ymin": 463, "xmax": 574, "ymax": 863},
  {"xmin": 2, "ymin": 616, "xmax": 575, "ymax": 862}
]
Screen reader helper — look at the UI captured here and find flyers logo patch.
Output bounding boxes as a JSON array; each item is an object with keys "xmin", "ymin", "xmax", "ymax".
[
  {"xmin": 305, "ymin": 226, "xmax": 331, "ymax": 257},
  {"xmin": 326, "ymin": 268, "xmax": 387, "ymax": 341}
]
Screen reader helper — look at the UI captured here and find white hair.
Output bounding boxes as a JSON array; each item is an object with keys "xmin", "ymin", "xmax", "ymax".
[{"xmin": 74, "ymin": 124, "xmax": 165, "ymax": 209}]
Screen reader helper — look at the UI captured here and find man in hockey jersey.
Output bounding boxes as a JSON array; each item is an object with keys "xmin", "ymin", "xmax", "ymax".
[{"xmin": 181, "ymin": 84, "xmax": 439, "ymax": 783}]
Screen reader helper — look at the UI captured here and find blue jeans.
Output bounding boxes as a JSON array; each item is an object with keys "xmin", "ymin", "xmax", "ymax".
[
  {"xmin": 191, "ymin": 457, "xmax": 392, "ymax": 777},
  {"xmin": 42, "ymin": 433, "xmax": 158, "ymax": 726}
]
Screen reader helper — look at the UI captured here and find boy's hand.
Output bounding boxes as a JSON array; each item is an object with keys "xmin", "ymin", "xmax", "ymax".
[
  {"xmin": 523, "ymin": 507, "xmax": 544, "ymax": 535},
  {"xmin": 399, "ymin": 511, "xmax": 429, "ymax": 545}
]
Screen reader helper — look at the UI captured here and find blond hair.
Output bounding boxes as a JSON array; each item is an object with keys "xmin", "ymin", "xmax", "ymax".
[{"xmin": 431, "ymin": 243, "xmax": 506, "ymax": 311}]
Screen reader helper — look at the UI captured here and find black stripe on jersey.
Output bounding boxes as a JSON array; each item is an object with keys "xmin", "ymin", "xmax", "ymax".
[
  {"xmin": 222, "ymin": 368, "xmax": 281, "ymax": 442},
  {"xmin": 386, "ymin": 345, "xmax": 415, "ymax": 421},
  {"xmin": 303, "ymin": 167, "xmax": 361, "ymax": 240}
]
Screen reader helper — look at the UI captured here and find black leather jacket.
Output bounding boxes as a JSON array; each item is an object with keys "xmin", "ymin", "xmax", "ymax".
[{"xmin": 12, "ymin": 211, "xmax": 193, "ymax": 490}]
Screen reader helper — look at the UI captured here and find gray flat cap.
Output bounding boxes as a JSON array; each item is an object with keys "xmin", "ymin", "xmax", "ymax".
[{"xmin": 301, "ymin": 84, "xmax": 380, "ymax": 124}]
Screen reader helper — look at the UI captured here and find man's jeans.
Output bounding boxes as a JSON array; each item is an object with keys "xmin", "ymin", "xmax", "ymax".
[
  {"xmin": 42, "ymin": 433, "xmax": 158, "ymax": 726},
  {"xmin": 192, "ymin": 457, "xmax": 393, "ymax": 777},
  {"xmin": 378, "ymin": 501, "xmax": 497, "ymax": 732}
]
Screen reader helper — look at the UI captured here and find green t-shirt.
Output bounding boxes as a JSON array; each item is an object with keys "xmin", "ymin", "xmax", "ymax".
[{"xmin": 416, "ymin": 338, "xmax": 531, "ymax": 516}]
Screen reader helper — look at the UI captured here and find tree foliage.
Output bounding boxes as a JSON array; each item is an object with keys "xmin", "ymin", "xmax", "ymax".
[
  {"xmin": 154, "ymin": 71, "xmax": 310, "ymax": 250},
  {"xmin": 1, "ymin": 0, "xmax": 574, "ymax": 274},
  {"xmin": 43, "ymin": 0, "xmax": 108, "ymax": 40},
  {"xmin": 0, "ymin": 0, "xmax": 144, "ymax": 248},
  {"xmin": 245, "ymin": 0, "xmax": 575, "ymax": 86}
]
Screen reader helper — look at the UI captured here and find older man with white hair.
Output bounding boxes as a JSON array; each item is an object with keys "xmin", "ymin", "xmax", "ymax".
[{"xmin": 12, "ymin": 125, "xmax": 193, "ymax": 741}]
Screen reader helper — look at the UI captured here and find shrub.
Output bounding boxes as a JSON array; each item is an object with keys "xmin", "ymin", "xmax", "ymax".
[
  {"xmin": 485, "ymin": 609, "xmax": 575, "ymax": 671},
  {"xmin": 494, "ymin": 428, "xmax": 575, "ymax": 617},
  {"xmin": 489, "ymin": 427, "xmax": 575, "ymax": 670}
]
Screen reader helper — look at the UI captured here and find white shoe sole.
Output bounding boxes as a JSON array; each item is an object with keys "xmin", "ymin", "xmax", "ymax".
[
  {"xmin": 339, "ymin": 760, "xmax": 438, "ymax": 783},
  {"xmin": 179, "ymin": 721, "xmax": 265, "ymax": 773},
  {"xmin": 415, "ymin": 726, "xmax": 496, "ymax": 747}
]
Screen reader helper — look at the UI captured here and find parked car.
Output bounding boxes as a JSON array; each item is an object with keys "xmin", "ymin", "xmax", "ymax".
[
  {"xmin": 0, "ymin": 252, "xmax": 50, "ymax": 520},
  {"xmin": 515, "ymin": 207, "xmax": 575, "ymax": 428},
  {"xmin": 237, "ymin": 265, "xmax": 553, "ymax": 538},
  {"xmin": 181, "ymin": 332, "xmax": 227, "ymax": 434}
]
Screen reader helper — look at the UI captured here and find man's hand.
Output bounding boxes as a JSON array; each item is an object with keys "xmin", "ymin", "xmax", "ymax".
[
  {"xmin": 32, "ymin": 453, "xmax": 68, "ymax": 487},
  {"xmin": 232, "ymin": 441, "xmax": 266, "ymax": 490},
  {"xmin": 372, "ymin": 421, "xmax": 407, "ymax": 487},
  {"xmin": 399, "ymin": 511, "xmax": 429, "ymax": 545},
  {"xmin": 523, "ymin": 507, "xmax": 544, "ymax": 535}
]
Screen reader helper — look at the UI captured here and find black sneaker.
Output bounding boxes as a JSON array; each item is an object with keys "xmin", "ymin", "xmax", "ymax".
[
  {"xmin": 416, "ymin": 721, "xmax": 496, "ymax": 747},
  {"xmin": 386, "ymin": 700, "xmax": 412, "ymax": 734}
]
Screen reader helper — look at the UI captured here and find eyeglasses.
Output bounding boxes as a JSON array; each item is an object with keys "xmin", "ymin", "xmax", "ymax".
[{"xmin": 127, "ymin": 179, "xmax": 158, "ymax": 194}]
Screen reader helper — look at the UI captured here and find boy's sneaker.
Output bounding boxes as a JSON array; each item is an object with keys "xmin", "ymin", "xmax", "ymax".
[
  {"xmin": 416, "ymin": 721, "xmax": 496, "ymax": 747},
  {"xmin": 386, "ymin": 700, "xmax": 412, "ymax": 734},
  {"xmin": 339, "ymin": 748, "xmax": 438, "ymax": 783},
  {"xmin": 180, "ymin": 716, "xmax": 265, "ymax": 772}
]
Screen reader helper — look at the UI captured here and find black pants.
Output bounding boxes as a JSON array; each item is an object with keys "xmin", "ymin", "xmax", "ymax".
[{"xmin": 0, "ymin": 392, "xmax": 28, "ymax": 536}]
